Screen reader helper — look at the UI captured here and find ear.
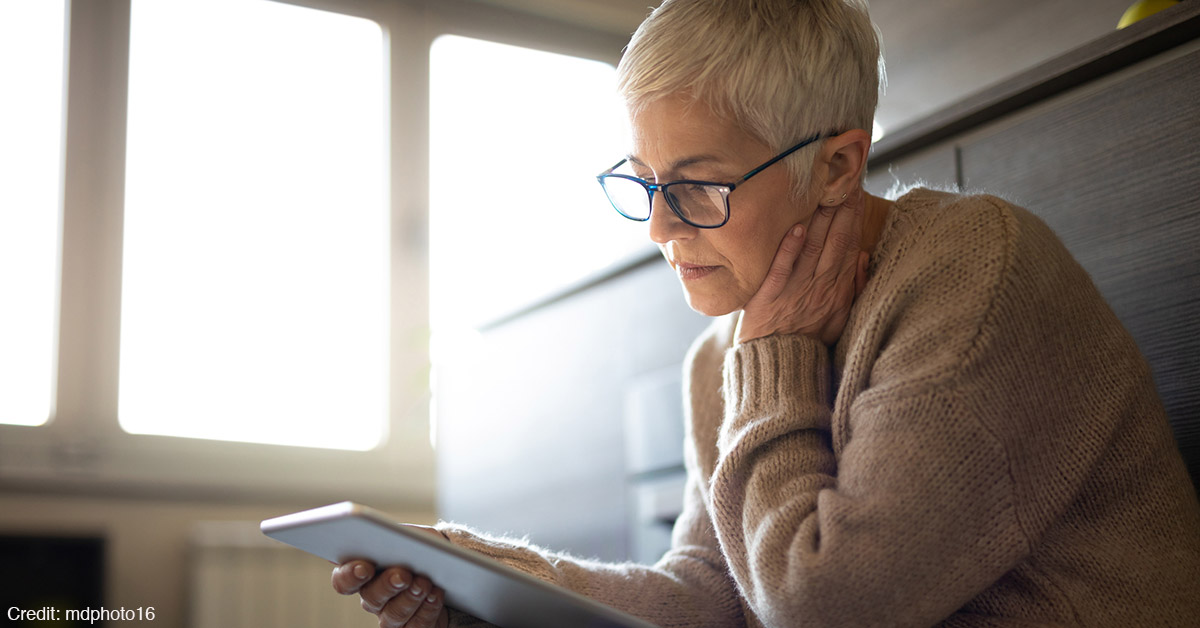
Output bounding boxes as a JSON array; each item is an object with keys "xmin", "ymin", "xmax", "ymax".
[{"xmin": 814, "ymin": 129, "xmax": 872, "ymax": 204}]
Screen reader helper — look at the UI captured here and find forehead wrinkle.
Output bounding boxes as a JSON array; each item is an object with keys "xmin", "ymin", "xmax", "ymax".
[{"xmin": 625, "ymin": 152, "xmax": 727, "ymax": 175}]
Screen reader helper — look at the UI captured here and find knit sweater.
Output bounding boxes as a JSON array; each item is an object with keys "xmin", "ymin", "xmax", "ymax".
[{"xmin": 435, "ymin": 188, "xmax": 1200, "ymax": 627}]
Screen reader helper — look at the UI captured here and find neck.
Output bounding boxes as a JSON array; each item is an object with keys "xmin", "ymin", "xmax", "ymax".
[{"xmin": 861, "ymin": 192, "xmax": 893, "ymax": 255}]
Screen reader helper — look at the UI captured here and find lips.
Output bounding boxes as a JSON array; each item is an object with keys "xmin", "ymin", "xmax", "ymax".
[{"xmin": 673, "ymin": 260, "xmax": 720, "ymax": 281}]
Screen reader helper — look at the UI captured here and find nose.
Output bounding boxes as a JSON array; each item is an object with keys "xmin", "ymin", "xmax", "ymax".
[{"xmin": 648, "ymin": 192, "xmax": 697, "ymax": 245}]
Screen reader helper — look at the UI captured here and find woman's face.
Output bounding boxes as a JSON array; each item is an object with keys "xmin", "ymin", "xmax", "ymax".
[{"xmin": 628, "ymin": 95, "xmax": 817, "ymax": 316}]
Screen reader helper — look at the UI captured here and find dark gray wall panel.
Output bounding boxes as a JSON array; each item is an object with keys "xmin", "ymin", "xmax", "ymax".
[{"xmin": 865, "ymin": 143, "xmax": 958, "ymax": 198}]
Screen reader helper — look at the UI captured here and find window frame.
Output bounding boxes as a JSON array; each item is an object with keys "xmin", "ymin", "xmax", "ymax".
[{"xmin": 0, "ymin": 0, "xmax": 625, "ymax": 503}]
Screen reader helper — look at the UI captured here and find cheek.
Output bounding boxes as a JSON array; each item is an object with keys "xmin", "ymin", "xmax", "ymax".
[
  {"xmin": 714, "ymin": 221, "xmax": 782, "ymax": 296},
  {"xmin": 721, "ymin": 198, "xmax": 809, "ymax": 296}
]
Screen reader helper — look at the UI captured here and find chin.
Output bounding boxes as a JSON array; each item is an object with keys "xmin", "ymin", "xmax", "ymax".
[{"xmin": 681, "ymin": 287, "xmax": 741, "ymax": 318}]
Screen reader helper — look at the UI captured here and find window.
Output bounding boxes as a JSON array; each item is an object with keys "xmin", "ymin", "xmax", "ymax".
[
  {"xmin": 0, "ymin": 0, "xmax": 623, "ymax": 498},
  {"xmin": 0, "ymin": 0, "xmax": 66, "ymax": 427},
  {"xmin": 119, "ymin": 0, "xmax": 387, "ymax": 450},
  {"xmin": 428, "ymin": 35, "xmax": 644, "ymax": 342}
]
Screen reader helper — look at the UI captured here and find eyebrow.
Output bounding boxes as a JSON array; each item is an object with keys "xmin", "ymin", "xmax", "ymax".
[{"xmin": 625, "ymin": 154, "xmax": 726, "ymax": 172}]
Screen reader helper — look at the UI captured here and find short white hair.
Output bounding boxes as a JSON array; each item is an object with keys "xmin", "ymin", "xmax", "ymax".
[{"xmin": 618, "ymin": 0, "xmax": 884, "ymax": 198}]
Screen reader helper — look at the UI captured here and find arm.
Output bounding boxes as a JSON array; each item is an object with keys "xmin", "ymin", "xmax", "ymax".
[
  {"xmin": 330, "ymin": 486, "xmax": 742, "ymax": 628},
  {"xmin": 433, "ymin": 432, "xmax": 744, "ymax": 628},
  {"xmin": 334, "ymin": 317, "xmax": 745, "ymax": 628},
  {"xmin": 331, "ymin": 474, "xmax": 740, "ymax": 628},
  {"xmin": 712, "ymin": 332, "xmax": 1027, "ymax": 627}
]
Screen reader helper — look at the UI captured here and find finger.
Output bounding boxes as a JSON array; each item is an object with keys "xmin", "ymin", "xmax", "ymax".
[
  {"xmin": 377, "ymin": 576, "xmax": 435, "ymax": 628},
  {"xmin": 405, "ymin": 587, "xmax": 446, "ymax": 628},
  {"xmin": 755, "ymin": 223, "xmax": 806, "ymax": 302},
  {"xmin": 820, "ymin": 250, "xmax": 863, "ymax": 345},
  {"xmin": 360, "ymin": 567, "xmax": 413, "ymax": 614},
  {"xmin": 831, "ymin": 238, "xmax": 860, "ymax": 310},
  {"xmin": 794, "ymin": 204, "xmax": 836, "ymax": 280},
  {"xmin": 835, "ymin": 248, "xmax": 859, "ymax": 304},
  {"xmin": 812, "ymin": 193, "xmax": 864, "ymax": 281},
  {"xmin": 332, "ymin": 561, "xmax": 375, "ymax": 595}
]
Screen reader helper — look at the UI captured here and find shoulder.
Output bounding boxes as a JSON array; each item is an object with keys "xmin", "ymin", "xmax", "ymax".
[
  {"xmin": 885, "ymin": 187, "xmax": 1068, "ymax": 266},
  {"xmin": 861, "ymin": 188, "xmax": 1101, "ymax": 386},
  {"xmin": 679, "ymin": 314, "xmax": 738, "ymax": 478},
  {"xmin": 879, "ymin": 186, "xmax": 1078, "ymax": 299},
  {"xmin": 683, "ymin": 313, "xmax": 737, "ymax": 404},
  {"xmin": 870, "ymin": 188, "xmax": 1023, "ymax": 328},
  {"xmin": 684, "ymin": 313, "xmax": 737, "ymax": 371},
  {"xmin": 884, "ymin": 187, "xmax": 1021, "ymax": 263}
]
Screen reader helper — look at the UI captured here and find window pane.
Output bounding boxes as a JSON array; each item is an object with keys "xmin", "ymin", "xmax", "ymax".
[
  {"xmin": 121, "ymin": 0, "xmax": 387, "ymax": 450},
  {"xmin": 428, "ymin": 36, "xmax": 642, "ymax": 337},
  {"xmin": 0, "ymin": 0, "xmax": 66, "ymax": 427}
]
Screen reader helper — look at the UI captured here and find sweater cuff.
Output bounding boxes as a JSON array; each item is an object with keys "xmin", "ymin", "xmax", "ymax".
[
  {"xmin": 436, "ymin": 523, "xmax": 520, "ymax": 557},
  {"xmin": 433, "ymin": 521, "xmax": 556, "ymax": 582},
  {"xmin": 722, "ymin": 333, "xmax": 831, "ymax": 430}
]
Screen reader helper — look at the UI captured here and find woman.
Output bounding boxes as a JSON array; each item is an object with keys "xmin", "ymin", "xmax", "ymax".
[{"xmin": 333, "ymin": 1, "xmax": 1200, "ymax": 626}]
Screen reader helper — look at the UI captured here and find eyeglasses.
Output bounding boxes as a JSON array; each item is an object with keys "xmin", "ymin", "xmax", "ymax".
[{"xmin": 596, "ymin": 133, "xmax": 823, "ymax": 229}]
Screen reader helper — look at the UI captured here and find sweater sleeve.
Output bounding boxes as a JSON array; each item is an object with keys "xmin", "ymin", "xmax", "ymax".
[
  {"xmin": 711, "ymin": 331, "xmax": 1030, "ymax": 627},
  {"xmin": 434, "ymin": 467, "xmax": 743, "ymax": 628}
]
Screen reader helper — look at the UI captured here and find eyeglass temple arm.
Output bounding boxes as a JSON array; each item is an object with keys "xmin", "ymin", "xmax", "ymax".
[
  {"xmin": 598, "ymin": 158, "xmax": 628, "ymax": 177},
  {"xmin": 738, "ymin": 133, "xmax": 824, "ymax": 183}
]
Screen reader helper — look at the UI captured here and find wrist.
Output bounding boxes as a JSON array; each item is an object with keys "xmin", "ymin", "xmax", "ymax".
[
  {"xmin": 721, "ymin": 334, "xmax": 832, "ymax": 437},
  {"xmin": 734, "ymin": 311, "xmax": 782, "ymax": 346}
]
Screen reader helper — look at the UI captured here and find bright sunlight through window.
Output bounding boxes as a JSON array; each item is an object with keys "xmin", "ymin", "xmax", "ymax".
[
  {"xmin": 120, "ymin": 0, "xmax": 387, "ymax": 450},
  {"xmin": 428, "ymin": 36, "xmax": 645, "ymax": 347},
  {"xmin": 0, "ymin": 0, "xmax": 65, "ymax": 427}
]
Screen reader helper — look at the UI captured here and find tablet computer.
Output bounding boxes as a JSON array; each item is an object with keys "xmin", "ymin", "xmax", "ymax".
[{"xmin": 261, "ymin": 502, "xmax": 660, "ymax": 628}]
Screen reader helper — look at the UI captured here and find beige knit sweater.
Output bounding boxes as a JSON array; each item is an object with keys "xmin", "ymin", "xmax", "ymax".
[{"xmin": 436, "ymin": 188, "xmax": 1200, "ymax": 627}]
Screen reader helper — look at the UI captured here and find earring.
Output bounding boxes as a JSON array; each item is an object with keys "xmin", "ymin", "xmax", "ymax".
[{"xmin": 822, "ymin": 193, "xmax": 847, "ymax": 206}]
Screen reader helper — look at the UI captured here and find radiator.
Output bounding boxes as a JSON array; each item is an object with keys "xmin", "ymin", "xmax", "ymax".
[{"xmin": 188, "ymin": 521, "xmax": 375, "ymax": 628}]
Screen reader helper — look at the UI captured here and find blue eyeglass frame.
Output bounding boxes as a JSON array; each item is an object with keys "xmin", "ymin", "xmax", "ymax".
[{"xmin": 596, "ymin": 132, "xmax": 824, "ymax": 229}]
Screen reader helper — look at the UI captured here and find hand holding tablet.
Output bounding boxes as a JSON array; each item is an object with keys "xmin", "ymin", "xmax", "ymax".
[
  {"xmin": 330, "ymin": 525, "xmax": 450, "ymax": 628},
  {"xmin": 261, "ymin": 502, "xmax": 660, "ymax": 628}
]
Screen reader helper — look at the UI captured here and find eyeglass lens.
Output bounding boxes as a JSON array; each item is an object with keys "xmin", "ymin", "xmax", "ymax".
[
  {"xmin": 601, "ymin": 176, "xmax": 727, "ymax": 227},
  {"xmin": 601, "ymin": 176, "xmax": 653, "ymax": 220},
  {"xmin": 664, "ymin": 183, "xmax": 727, "ymax": 227}
]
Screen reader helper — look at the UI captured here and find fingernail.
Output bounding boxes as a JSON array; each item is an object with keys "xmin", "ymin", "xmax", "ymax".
[
  {"xmin": 792, "ymin": 225, "xmax": 804, "ymax": 238},
  {"xmin": 410, "ymin": 584, "xmax": 424, "ymax": 597},
  {"xmin": 426, "ymin": 592, "xmax": 439, "ymax": 603},
  {"xmin": 353, "ymin": 564, "xmax": 368, "ymax": 580},
  {"xmin": 389, "ymin": 572, "xmax": 407, "ymax": 590}
]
